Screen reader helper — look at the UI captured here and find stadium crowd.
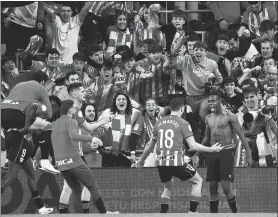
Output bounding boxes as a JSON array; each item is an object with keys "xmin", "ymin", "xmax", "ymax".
[{"xmin": 1, "ymin": 1, "xmax": 277, "ymax": 173}]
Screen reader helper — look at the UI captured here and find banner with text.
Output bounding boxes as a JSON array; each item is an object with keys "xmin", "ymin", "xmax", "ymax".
[{"xmin": 1, "ymin": 168, "xmax": 277, "ymax": 214}]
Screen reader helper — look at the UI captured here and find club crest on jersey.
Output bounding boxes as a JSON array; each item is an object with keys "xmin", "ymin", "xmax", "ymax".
[
  {"xmin": 78, "ymin": 111, "xmax": 83, "ymax": 118},
  {"xmin": 134, "ymin": 124, "xmax": 139, "ymax": 131}
]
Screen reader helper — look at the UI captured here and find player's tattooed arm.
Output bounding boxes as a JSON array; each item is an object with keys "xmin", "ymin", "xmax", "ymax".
[{"xmin": 229, "ymin": 112, "xmax": 253, "ymax": 166}]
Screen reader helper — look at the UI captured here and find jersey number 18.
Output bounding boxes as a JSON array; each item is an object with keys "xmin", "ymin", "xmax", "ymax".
[{"xmin": 159, "ymin": 129, "xmax": 174, "ymax": 149}]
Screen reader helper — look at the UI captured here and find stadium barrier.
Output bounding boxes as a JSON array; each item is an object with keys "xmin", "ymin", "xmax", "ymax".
[{"xmin": 1, "ymin": 168, "xmax": 277, "ymax": 214}]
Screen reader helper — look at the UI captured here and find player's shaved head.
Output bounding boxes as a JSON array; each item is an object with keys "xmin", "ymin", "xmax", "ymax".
[
  {"xmin": 67, "ymin": 82, "xmax": 83, "ymax": 95},
  {"xmin": 169, "ymin": 97, "xmax": 185, "ymax": 111}
]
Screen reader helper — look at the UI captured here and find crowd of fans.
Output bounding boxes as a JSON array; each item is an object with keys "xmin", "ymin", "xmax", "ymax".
[{"xmin": 1, "ymin": 1, "xmax": 277, "ymax": 171}]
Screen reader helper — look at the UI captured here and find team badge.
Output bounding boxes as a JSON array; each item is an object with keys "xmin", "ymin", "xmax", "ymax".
[
  {"xmin": 134, "ymin": 124, "xmax": 139, "ymax": 131},
  {"xmin": 78, "ymin": 111, "xmax": 83, "ymax": 118}
]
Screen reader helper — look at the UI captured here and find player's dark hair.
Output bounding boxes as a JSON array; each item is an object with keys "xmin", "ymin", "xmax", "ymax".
[
  {"xmin": 111, "ymin": 91, "xmax": 132, "ymax": 115},
  {"xmin": 242, "ymin": 85, "xmax": 258, "ymax": 96},
  {"xmin": 169, "ymin": 97, "xmax": 185, "ymax": 111},
  {"xmin": 13, "ymin": 71, "xmax": 48, "ymax": 85},
  {"xmin": 226, "ymin": 29, "xmax": 239, "ymax": 41},
  {"xmin": 49, "ymin": 95, "xmax": 61, "ymax": 108},
  {"xmin": 81, "ymin": 102, "xmax": 98, "ymax": 122},
  {"xmin": 223, "ymin": 76, "xmax": 236, "ymax": 85},
  {"xmin": 45, "ymin": 48, "xmax": 60, "ymax": 58},
  {"xmin": 66, "ymin": 71, "xmax": 79, "ymax": 81},
  {"xmin": 72, "ymin": 52, "xmax": 85, "ymax": 61},
  {"xmin": 67, "ymin": 82, "xmax": 83, "ymax": 95},
  {"xmin": 171, "ymin": 9, "xmax": 186, "ymax": 20},
  {"xmin": 193, "ymin": 41, "xmax": 207, "ymax": 51},
  {"xmin": 60, "ymin": 100, "xmax": 74, "ymax": 115}
]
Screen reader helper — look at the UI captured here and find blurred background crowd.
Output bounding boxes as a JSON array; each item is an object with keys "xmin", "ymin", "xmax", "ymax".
[{"xmin": 1, "ymin": 1, "xmax": 277, "ymax": 170}]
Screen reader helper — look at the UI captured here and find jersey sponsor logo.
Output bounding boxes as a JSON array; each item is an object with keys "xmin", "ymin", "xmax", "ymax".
[
  {"xmin": 2, "ymin": 99, "xmax": 19, "ymax": 104},
  {"xmin": 56, "ymin": 158, "xmax": 73, "ymax": 167}
]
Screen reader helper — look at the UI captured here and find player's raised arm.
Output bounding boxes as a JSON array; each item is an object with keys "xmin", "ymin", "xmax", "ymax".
[{"xmin": 229, "ymin": 112, "xmax": 253, "ymax": 166}]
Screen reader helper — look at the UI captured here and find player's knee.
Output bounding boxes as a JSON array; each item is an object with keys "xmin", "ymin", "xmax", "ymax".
[
  {"xmin": 164, "ymin": 179, "xmax": 174, "ymax": 191},
  {"xmin": 221, "ymin": 186, "xmax": 232, "ymax": 196},
  {"xmin": 62, "ymin": 183, "xmax": 73, "ymax": 195},
  {"xmin": 220, "ymin": 181, "xmax": 232, "ymax": 196},
  {"xmin": 190, "ymin": 173, "xmax": 203, "ymax": 185}
]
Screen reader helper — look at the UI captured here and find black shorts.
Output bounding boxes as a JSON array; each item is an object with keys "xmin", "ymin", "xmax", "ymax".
[
  {"xmin": 158, "ymin": 163, "xmax": 197, "ymax": 183},
  {"xmin": 61, "ymin": 164, "xmax": 100, "ymax": 198},
  {"xmin": 2, "ymin": 109, "xmax": 34, "ymax": 165},
  {"xmin": 206, "ymin": 149, "xmax": 235, "ymax": 182}
]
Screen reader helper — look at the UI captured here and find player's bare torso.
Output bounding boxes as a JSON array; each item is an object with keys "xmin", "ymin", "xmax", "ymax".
[{"xmin": 207, "ymin": 111, "xmax": 234, "ymax": 147}]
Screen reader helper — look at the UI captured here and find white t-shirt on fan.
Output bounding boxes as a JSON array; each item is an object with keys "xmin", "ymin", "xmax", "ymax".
[{"xmin": 52, "ymin": 15, "xmax": 82, "ymax": 64}]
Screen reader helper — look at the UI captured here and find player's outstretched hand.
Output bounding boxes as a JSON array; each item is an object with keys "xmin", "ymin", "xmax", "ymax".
[
  {"xmin": 90, "ymin": 137, "xmax": 103, "ymax": 149},
  {"xmin": 210, "ymin": 143, "xmax": 223, "ymax": 152}
]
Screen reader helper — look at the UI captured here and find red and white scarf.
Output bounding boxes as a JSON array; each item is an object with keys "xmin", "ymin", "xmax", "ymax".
[
  {"xmin": 107, "ymin": 26, "xmax": 132, "ymax": 54},
  {"xmin": 248, "ymin": 7, "xmax": 269, "ymax": 37},
  {"xmin": 111, "ymin": 113, "xmax": 132, "ymax": 154}
]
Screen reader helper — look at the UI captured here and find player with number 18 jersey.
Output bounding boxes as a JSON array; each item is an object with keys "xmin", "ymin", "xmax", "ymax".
[{"xmin": 153, "ymin": 115, "xmax": 193, "ymax": 166}]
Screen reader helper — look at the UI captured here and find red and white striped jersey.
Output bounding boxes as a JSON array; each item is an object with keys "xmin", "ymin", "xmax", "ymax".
[{"xmin": 153, "ymin": 115, "xmax": 193, "ymax": 166}]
